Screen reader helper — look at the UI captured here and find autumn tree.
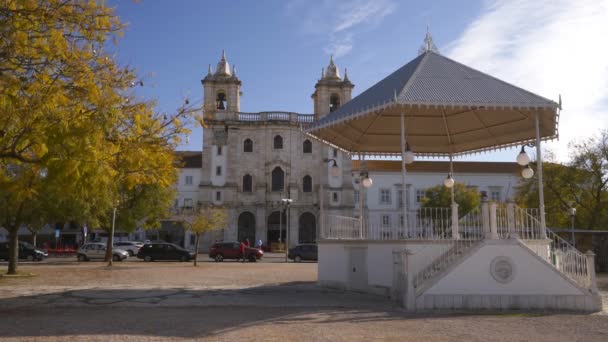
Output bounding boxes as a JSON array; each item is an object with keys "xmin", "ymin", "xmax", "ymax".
[
  {"xmin": 516, "ymin": 131, "xmax": 608, "ymax": 229},
  {"xmin": 421, "ymin": 182, "xmax": 481, "ymax": 217},
  {"xmin": 184, "ymin": 207, "xmax": 227, "ymax": 266},
  {"xmin": 0, "ymin": 1, "xmax": 199, "ymax": 273}
]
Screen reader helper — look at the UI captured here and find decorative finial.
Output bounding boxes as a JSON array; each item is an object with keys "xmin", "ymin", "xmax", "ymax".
[
  {"xmin": 394, "ymin": 89, "xmax": 398, "ymax": 102},
  {"xmin": 330, "ymin": 54, "xmax": 334, "ymax": 65},
  {"xmin": 207, "ymin": 64, "xmax": 212, "ymax": 76},
  {"xmin": 221, "ymin": 49, "xmax": 226, "ymax": 60},
  {"xmin": 418, "ymin": 26, "xmax": 438, "ymax": 55},
  {"xmin": 344, "ymin": 68, "xmax": 350, "ymax": 81},
  {"xmin": 325, "ymin": 55, "xmax": 340, "ymax": 79},
  {"xmin": 321, "ymin": 67, "xmax": 325, "ymax": 78},
  {"xmin": 232, "ymin": 64, "xmax": 237, "ymax": 77}
]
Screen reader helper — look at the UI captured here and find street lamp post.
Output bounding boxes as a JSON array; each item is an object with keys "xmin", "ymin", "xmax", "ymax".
[
  {"xmin": 107, "ymin": 206, "xmax": 117, "ymax": 267},
  {"xmin": 568, "ymin": 204, "xmax": 577, "ymax": 247},
  {"xmin": 281, "ymin": 198, "xmax": 292, "ymax": 262}
]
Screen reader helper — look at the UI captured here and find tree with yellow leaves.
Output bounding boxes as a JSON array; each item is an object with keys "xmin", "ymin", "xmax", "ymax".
[
  {"xmin": 0, "ymin": 1, "xmax": 200, "ymax": 274},
  {"xmin": 183, "ymin": 207, "xmax": 227, "ymax": 266}
]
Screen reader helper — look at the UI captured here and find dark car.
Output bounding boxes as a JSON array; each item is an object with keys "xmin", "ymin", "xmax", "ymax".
[
  {"xmin": 209, "ymin": 242, "xmax": 264, "ymax": 262},
  {"xmin": 288, "ymin": 244, "xmax": 318, "ymax": 262},
  {"xmin": 137, "ymin": 242, "xmax": 194, "ymax": 262},
  {"xmin": 0, "ymin": 241, "xmax": 48, "ymax": 262}
]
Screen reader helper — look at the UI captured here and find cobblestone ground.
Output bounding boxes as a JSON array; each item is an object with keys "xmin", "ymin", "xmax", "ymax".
[{"xmin": 0, "ymin": 260, "xmax": 607, "ymax": 341}]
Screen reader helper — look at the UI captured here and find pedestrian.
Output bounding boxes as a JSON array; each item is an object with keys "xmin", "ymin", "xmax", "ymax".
[
  {"xmin": 257, "ymin": 239, "xmax": 263, "ymax": 249},
  {"xmin": 240, "ymin": 241, "xmax": 246, "ymax": 262},
  {"xmin": 245, "ymin": 238, "xmax": 250, "ymax": 247}
]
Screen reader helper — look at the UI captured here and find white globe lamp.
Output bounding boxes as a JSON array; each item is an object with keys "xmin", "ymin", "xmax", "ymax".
[
  {"xmin": 404, "ymin": 144, "xmax": 415, "ymax": 164},
  {"xmin": 521, "ymin": 165, "xmax": 534, "ymax": 179},
  {"xmin": 361, "ymin": 176, "xmax": 373, "ymax": 188},
  {"xmin": 443, "ymin": 174, "xmax": 455, "ymax": 188},
  {"xmin": 516, "ymin": 146, "xmax": 531, "ymax": 166}
]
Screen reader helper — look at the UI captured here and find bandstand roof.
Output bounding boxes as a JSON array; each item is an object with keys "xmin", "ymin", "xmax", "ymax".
[{"xmin": 307, "ymin": 50, "xmax": 560, "ymax": 157}]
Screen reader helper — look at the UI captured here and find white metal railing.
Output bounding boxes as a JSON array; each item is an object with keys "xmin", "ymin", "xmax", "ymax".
[
  {"xmin": 458, "ymin": 208, "xmax": 484, "ymax": 240},
  {"xmin": 321, "ymin": 215, "xmax": 362, "ymax": 239},
  {"xmin": 513, "ymin": 206, "xmax": 542, "ymax": 239},
  {"xmin": 544, "ymin": 229, "xmax": 589, "ymax": 288},
  {"xmin": 413, "ymin": 239, "xmax": 480, "ymax": 294}
]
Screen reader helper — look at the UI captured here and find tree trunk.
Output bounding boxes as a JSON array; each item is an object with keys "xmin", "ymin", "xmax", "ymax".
[
  {"xmin": 32, "ymin": 232, "xmax": 37, "ymax": 248},
  {"xmin": 7, "ymin": 227, "xmax": 19, "ymax": 275},
  {"xmin": 105, "ymin": 231, "xmax": 114, "ymax": 265},
  {"xmin": 194, "ymin": 233, "xmax": 200, "ymax": 266}
]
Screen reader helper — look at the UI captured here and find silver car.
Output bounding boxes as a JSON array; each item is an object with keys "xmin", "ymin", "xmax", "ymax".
[
  {"xmin": 113, "ymin": 241, "xmax": 143, "ymax": 256},
  {"xmin": 77, "ymin": 243, "xmax": 129, "ymax": 262}
]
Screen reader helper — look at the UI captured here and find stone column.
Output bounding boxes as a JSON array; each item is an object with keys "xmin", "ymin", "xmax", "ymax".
[
  {"xmin": 482, "ymin": 199, "xmax": 491, "ymax": 239},
  {"xmin": 490, "ymin": 202, "xmax": 498, "ymax": 239},
  {"xmin": 507, "ymin": 201, "xmax": 517, "ymax": 238},
  {"xmin": 404, "ymin": 249, "xmax": 416, "ymax": 312},
  {"xmin": 586, "ymin": 250, "xmax": 598, "ymax": 292}
]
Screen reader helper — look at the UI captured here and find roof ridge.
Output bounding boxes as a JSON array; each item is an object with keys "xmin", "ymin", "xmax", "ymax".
[
  {"xmin": 428, "ymin": 51, "xmax": 558, "ymax": 107},
  {"xmin": 397, "ymin": 51, "xmax": 431, "ymax": 101}
]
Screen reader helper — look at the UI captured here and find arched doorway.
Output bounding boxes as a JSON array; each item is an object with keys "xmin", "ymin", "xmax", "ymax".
[
  {"xmin": 267, "ymin": 211, "xmax": 286, "ymax": 244},
  {"xmin": 299, "ymin": 212, "xmax": 316, "ymax": 243},
  {"xmin": 237, "ymin": 212, "xmax": 256, "ymax": 244}
]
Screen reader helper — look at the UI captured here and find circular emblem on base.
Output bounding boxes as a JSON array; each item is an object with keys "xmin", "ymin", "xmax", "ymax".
[{"xmin": 490, "ymin": 256, "xmax": 515, "ymax": 284}]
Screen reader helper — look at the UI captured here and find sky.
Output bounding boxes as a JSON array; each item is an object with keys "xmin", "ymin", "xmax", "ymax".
[{"xmin": 108, "ymin": 0, "xmax": 608, "ymax": 162}]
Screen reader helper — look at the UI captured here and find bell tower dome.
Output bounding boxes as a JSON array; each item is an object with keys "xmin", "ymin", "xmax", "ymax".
[
  {"xmin": 202, "ymin": 50, "xmax": 242, "ymax": 114},
  {"xmin": 311, "ymin": 55, "xmax": 354, "ymax": 120}
]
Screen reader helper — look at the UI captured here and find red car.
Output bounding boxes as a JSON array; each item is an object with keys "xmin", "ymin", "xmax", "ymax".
[{"xmin": 209, "ymin": 242, "xmax": 264, "ymax": 262}]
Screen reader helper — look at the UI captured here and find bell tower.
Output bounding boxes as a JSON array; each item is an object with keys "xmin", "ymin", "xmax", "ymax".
[
  {"xmin": 311, "ymin": 55, "xmax": 354, "ymax": 120},
  {"xmin": 202, "ymin": 50, "xmax": 242, "ymax": 114}
]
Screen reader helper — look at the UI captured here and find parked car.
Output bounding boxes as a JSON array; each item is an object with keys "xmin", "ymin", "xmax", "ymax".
[
  {"xmin": 0, "ymin": 241, "xmax": 48, "ymax": 261},
  {"xmin": 209, "ymin": 242, "xmax": 264, "ymax": 262},
  {"xmin": 137, "ymin": 242, "xmax": 194, "ymax": 262},
  {"xmin": 288, "ymin": 244, "xmax": 318, "ymax": 262},
  {"xmin": 77, "ymin": 243, "xmax": 129, "ymax": 262},
  {"xmin": 113, "ymin": 241, "xmax": 143, "ymax": 256}
]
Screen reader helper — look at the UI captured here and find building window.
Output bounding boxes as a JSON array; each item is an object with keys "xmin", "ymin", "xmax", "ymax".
[
  {"xmin": 332, "ymin": 148, "xmax": 338, "ymax": 158},
  {"xmin": 217, "ymin": 145, "xmax": 223, "ymax": 155},
  {"xmin": 379, "ymin": 188, "xmax": 391, "ymax": 205},
  {"xmin": 354, "ymin": 190, "xmax": 360, "ymax": 203},
  {"xmin": 216, "ymin": 166, "xmax": 222, "ymax": 176},
  {"xmin": 330, "ymin": 94, "xmax": 340, "ymax": 112},
  {"xmin": 243, "ymin": 138, "xmax": 253, "ymax": 152},
  {"xmin": 271, "ymin": 167, "xmax": 284, "ymax": 192},
  {"xmin": 184, "ymin": 198, "xmax": 193, "ymax": 208},
  {"xmin": 416, "ymin": 189, "xmax": 426, "ymax": 204},
  {"xmin": 332, "ymin": 192, "xmax": 339, "ymax": 203},
  {"xmin": 397, "ymin": 189, "xmax": 410, "ymax": 208},
  {"xmin": 382, "ymin": 215, "xmax": 390, "ymax": 227},
  {"xmin": 215, "ymin": 191, "xmax": 221, "ymax": 201},
  {"xmin": 242, "ymin": 174, "xmax": 252, "ymax": 192},
  {"xmin": 490, "ymin": 187, "xmax": 502, "ymax": 202},
  {"xmin": 303, "ymin": 139, "xmax": 312, "ymax": 154},
  {"xmin": 400, "ymin": 215, "xmax": 404, "ymax": 227},
  {"xmin": 185, "ymin": 175, "xmax": 193, "ymax": 186},
  {"xmin": 273, "ymin": 135, "xmax": 283, "ymax": 149},
  {"xmin": 302, "ymin": 175, "xmax": 312, "ymax": 192},
  {"xmin": 216, "ymin": 91, "xmax": 227, "ymax": 110}
]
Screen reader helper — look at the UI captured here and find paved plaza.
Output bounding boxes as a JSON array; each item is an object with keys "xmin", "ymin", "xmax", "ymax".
[{"xmin": 1, "ymin": 259, "xmax": 607, "ymax": 341}]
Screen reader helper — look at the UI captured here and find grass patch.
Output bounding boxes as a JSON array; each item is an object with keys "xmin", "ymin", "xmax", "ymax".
[{"xmin": 0, "ymin": 272, "xmax": 38, "ymax": 278}]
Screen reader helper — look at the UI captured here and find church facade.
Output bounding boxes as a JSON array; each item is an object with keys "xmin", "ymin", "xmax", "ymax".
[{"xmin": 191, "ymin": 52, "xmax": 357, "ymax": 249}]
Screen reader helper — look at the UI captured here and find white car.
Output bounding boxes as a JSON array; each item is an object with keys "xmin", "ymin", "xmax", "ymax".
[
  {"xmin": 77, "ymin": 243, "xmax": 129, "ymax": 262},
  {"xmin": 113, "ymin": 241, "xmax": 143, "ymax": 256}
]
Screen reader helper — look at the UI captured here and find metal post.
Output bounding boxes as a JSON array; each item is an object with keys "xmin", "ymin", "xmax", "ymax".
[
  {"xmin": 535, "ymin": 113, "xmax": 547, "ymax": 238},
  {"xmin": 449, "ymin": 154, "xmax": 455, "ymax": 204},
  {"xmin": 571, "ymin": 214, "xmax": 576, "ymax": 248},
  {"xmin": 108, "ymin": 207, "xmax": 116, "ymax": 267},
  {"xmin": 319, "ymin": 184, "xmax": 324, "ymax": 239},
  {"xmin": 451, "ymin": 203, "xmax": 459, "ymax": 240},
  {"xmin": 358, "ymin": 153, "xmax": 365, "ymax": 239},
  {"xmin": 285, "ymin": 204, "xmax": 290, "ymax": 262},
  {"xmin": 400, "ymin": 112, "xmax": 409, "ymax": 237},
  {"xmin": 279, "ymin": 204, "xmax": 283, "ymax": 247}
]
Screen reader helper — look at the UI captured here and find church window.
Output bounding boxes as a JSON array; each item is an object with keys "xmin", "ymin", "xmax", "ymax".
[
  {"xmin": 243, "ymin": 174, "xmax": 253, "ymax": 192},
  {"xmin": 302, "ymin": 175, "xmax": 312, "ymax": 193},
  {"xmin": 333, "ymin": 148, "xmax": 338, "ymax": 158},
  {"xmin": 217, "ymin": 145, "xmax": 223, "ymax": 155},
  {"xmin": 243, "ymin": 139, "xmax": 253, "ymax": 152},
  {"xmin": 215, "ymin": 191, "xmax": 222, "ymax": 201},
  {"xmin": 216, "ymin": 91, "xmax": 227, "ymax": 110},
  {"xmin": 329, "ymin": 94, "xmax": 341, "ymax": 112},
  {"xmin": 271, "ymin": 167, "xmax": 284, "ymax": 192},
  {"xmin": 303, "ymin": 139, "xmax": 312, "ymax": 154},
  {"xmin": 216, "ymin": 166, "xmax": 222, "ymax": 176},
  {"xmin": 273, "ymin": 135, "xmax": 283, "ymax": 149}
]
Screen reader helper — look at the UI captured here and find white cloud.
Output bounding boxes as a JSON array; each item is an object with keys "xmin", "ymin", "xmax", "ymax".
[
  {"xmin": 286, "ymin": 0, "xmax": 396, "ymax": 58},
  {"xmin": 447, "ymin": 0, "xmax": 608, "ymax": 162}
]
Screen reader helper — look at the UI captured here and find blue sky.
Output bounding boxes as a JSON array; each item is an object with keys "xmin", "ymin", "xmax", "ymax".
[{"xmin": 108, "ymin": 0, "xmax": 608, "ymax": 162}]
